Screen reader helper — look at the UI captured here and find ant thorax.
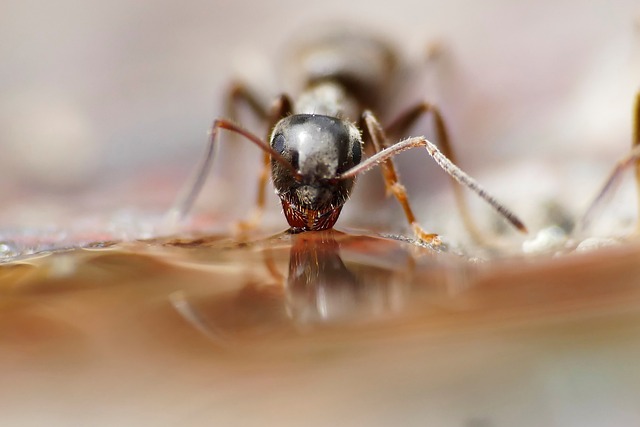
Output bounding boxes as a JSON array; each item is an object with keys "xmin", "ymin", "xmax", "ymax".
[{"xmin": 294, "ymin": 81, "xmax": 360, "ymax": 122}]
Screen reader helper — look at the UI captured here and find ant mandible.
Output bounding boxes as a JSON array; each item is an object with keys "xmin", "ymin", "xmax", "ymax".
[{"xmin": 167, "ymin": 28, "xmax": 527, "ymax": 245}]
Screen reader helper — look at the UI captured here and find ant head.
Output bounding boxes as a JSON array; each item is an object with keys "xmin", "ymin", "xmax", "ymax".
[{"xmin": 270, "ymin": 114, "xmax": 362, "ymax": 212}]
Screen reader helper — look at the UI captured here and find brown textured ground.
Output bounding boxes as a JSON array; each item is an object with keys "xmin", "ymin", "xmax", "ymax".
[{"xmin": 2, "ymin": 231, "xmax": 640, "ymax": 426}]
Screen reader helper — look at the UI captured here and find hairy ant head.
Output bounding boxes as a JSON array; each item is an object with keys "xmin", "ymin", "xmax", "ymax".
[{"xmin": 270, "ymin": 114, "xmax": 363, "ymax": 231}]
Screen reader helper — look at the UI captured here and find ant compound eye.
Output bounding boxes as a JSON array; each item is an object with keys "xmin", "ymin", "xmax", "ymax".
[
  {"xmin": 271, "ymin": 132, "xmax": 299, "ymax": 171},
  {"xmin": 272, "ymin": 133, "xmax": 286, "ymax": 154}
]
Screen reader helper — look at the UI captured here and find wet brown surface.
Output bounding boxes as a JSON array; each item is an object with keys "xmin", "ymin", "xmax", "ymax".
[{"xmin": 2, "ymin": 231, "xmax": 640, "ymax": 426}]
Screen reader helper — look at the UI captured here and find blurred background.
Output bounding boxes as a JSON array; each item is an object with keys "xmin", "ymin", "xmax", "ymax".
[{"xmin": 1, "ymin": 0, "xmax": 639, "ymax": 239}]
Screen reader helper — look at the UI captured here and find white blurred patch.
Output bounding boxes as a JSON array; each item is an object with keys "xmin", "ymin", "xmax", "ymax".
[
  {"xmin": 522, "ymin": 226, "xmax": 569, "ymax": 255},
  {"xmin": 1, "ymin": 91, "xmax": 100, "ymax": 189},
  {"xmin": 575, "ymin": 237, "xmax": 620, "ymax": 253}
]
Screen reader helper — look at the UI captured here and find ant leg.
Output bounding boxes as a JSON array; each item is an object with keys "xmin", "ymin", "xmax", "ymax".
[
  {"xmin": 164, "ymin": 82, "xmax": 273, "ymax": 230},
  {"xmin": 235, "ymin": 95, "xmax": 292, "ymax": 233},
  {"xmin": 224, "ymin": 80, "xmax": 270, "ymax": 123},
  {"xmin": 221, "ymin": 81, "xmax": 295, "ymax": 233},
  {"xmin": 633, "ymin": 92, "xmax": 640, "ymax": 231},
  {"xmin": 580, "ymin": 145, "xmax": 640, "ymax": 230},
  {"xmin": 384, "ymin": 102, "xmax": 485, "ymax": 244},
  {"xmin": 581, "ymin": 92, "xmax": 640, "ymax": 231},
  {"xmin": 361, "ymin": 110, "xmax": 441, "ymax": 245},
  {"xmin": 224, "ymin": 82, "xmax": 274, "ymax": 231},
  {"xmin": 164, "ymin": 117, "xmax": 297, "ymax": 228}
]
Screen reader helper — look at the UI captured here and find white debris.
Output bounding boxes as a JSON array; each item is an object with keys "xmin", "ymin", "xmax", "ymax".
[
  {"xmin": 575, "ymin": 237, "xmax": 619, "ymax": 253},
  {"xmin": 522, "ymin": 226, "xmax": 568, "ymax": 254}
]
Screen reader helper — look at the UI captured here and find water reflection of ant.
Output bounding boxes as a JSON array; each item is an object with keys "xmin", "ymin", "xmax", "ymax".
[
  {"xmin": 170, "ymin": 231, "xmax": 453, "ymax": 339},
  {"xmin": 284, "ymin": 231, "xmax": 417, "ymax": 324},
  {"xmin": 167, "ymin": 27, "xmax": 527, "ymax": 247}
]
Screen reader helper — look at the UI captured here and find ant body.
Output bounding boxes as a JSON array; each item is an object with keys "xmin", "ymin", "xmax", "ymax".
[{"xmin": 169, "ymin": 28, "xmax": 527, "ymax": 245}]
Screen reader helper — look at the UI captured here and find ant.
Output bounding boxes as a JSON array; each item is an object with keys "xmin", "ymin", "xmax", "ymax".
[{"xmin": 167, "ymin": 28, "xmax": 527, "ymax": 246}]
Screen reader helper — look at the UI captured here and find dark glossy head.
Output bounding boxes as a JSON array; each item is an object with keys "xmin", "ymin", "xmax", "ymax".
[{"xmin": 270, "ymin": 114, "xmax": 362, "ymax": 231}]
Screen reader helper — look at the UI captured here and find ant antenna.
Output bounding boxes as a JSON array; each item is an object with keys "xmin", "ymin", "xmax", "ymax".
[
  {"xmin": 164, "ymin": 119, "xmax": 298, "ymax": 225},
  {"xmin": 339, "ymin": 136, "xmax": 528, "ymax": 233}
]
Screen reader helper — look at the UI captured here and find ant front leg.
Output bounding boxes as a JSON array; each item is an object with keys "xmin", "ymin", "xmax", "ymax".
[
  {"xmin": 384, "ymin": 102, "xmax": 485, "ymax": 244},
  {"xmin": 581, "ymin": 92, "xmax": 640, "ymax": 232},
  {"xmin": 164, "ymin": 82, "xmax": 274, "ymax": 229},
  {"xmin": 234, "ymin": 94, "xmax": 292, "ymax": 234},
  {"xmin": 633, "ymin": 91, "xmax": 640, "ymax": 231},
  {"xmin": 223, "ymin": 82, "xmax": 294, "ymax": 233},
  {"xmin": 164, "ymin": 115, "xmax": 297, "ymax": 230},
  {"xmin": 225, "ymin": 81, "xmax": 271, "ymax": 123},
  {"xmin": 361, "ymin": 110, "xmax": 441, "ymax": 246}
]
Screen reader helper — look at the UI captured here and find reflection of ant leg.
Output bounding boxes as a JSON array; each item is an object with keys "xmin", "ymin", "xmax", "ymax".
[
  {"xmin": 384, "ymin": 102, "xmax": 485, "ymax": 244},
  {"xmin": 581, "ymin": 92, "xmax": 640, "ymax": 231},
  {"xmin": 235, "ymin": 94, "xmax": 292, "ymax": 233},
  {"xmin": 262, "ymin": 241, "xmax": 286, "ymax": 283},
  {"xmin": 361, "ymin": 110, "xmax": 441, "ymax": 245}
]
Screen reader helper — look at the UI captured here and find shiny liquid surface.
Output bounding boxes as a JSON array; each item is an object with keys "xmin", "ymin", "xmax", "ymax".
[{"xmin": 2, "ymin": 231, "xmax": 640, "ymax": 426}]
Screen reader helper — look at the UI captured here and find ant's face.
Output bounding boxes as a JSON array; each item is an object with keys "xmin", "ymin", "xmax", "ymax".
[{"xmin": 270, "ymin": 114, "xmax": 362, "ymax": 212}]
